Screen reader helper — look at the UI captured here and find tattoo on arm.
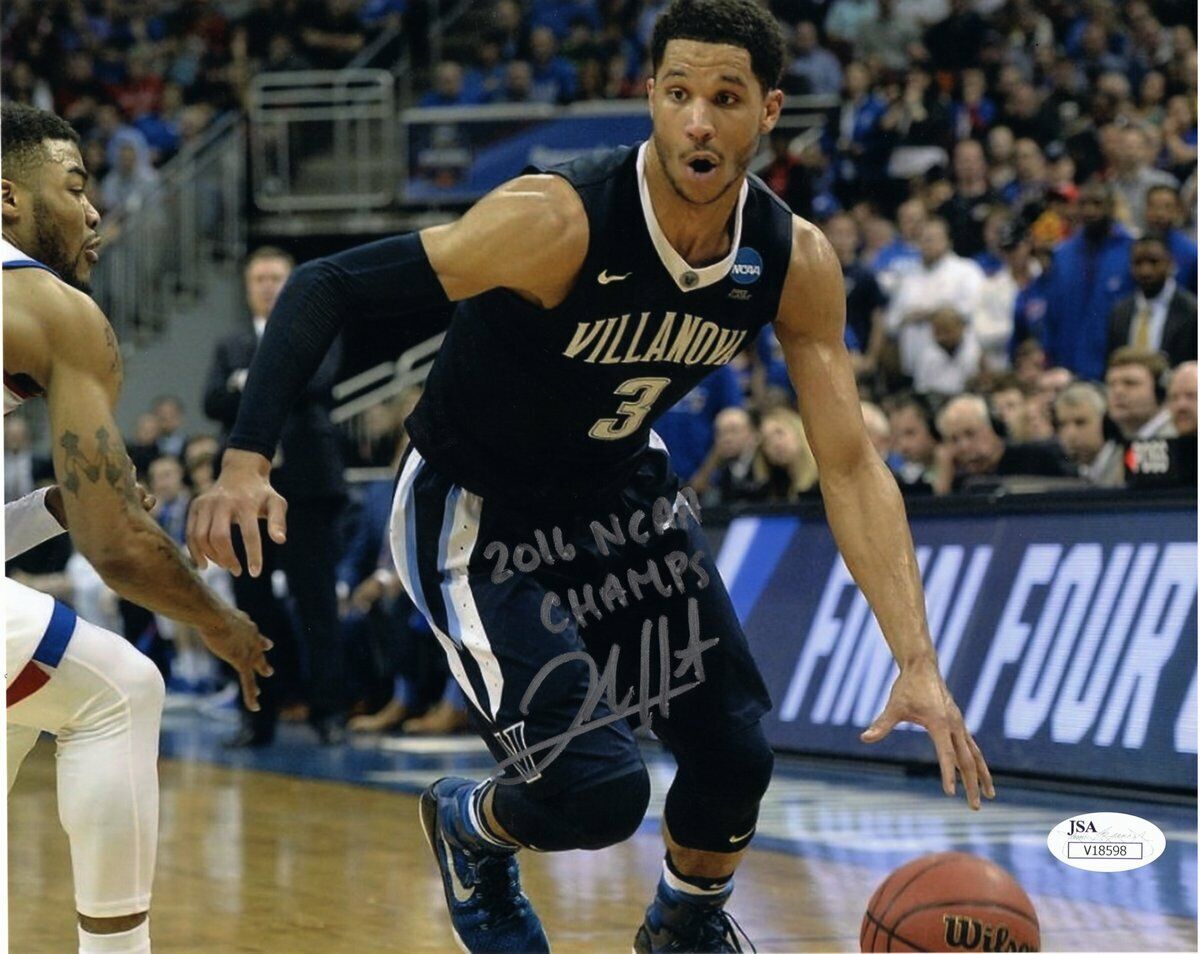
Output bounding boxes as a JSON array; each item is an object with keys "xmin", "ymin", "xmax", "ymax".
[
  {"xmin": 58, "ymin": 428, "xmax": 137, "ymax": 502},
  {"xmin": 101, "ymin": 322, "xmax": 123, "ymax": 378}
]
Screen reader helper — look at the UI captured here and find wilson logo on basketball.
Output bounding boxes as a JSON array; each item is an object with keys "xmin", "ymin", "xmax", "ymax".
[{"xmin": 943, "ymin": 915, "xmax": 1035, "ymax": 952}]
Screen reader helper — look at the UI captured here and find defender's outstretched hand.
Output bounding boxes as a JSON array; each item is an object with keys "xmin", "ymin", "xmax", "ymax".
[
  {"xmin": 186, "ymin": 449, "xmax": 288, "ymax": 577},
  {"xmin": 861, "ymin": 657, "xmax": 996, "ymax": 810},
  {"xmin": 201, "ymin": 606, "xmax": 274, "ymax": 711}
]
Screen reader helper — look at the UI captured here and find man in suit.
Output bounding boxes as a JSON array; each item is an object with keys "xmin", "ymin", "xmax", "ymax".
[
  {"xmin": 1107, "ymin": 234, "xmax": 1198, "ymax": 369},
  {"xmin": 203, "ymin": 246, "xmax": 347, "ymax": 745}
]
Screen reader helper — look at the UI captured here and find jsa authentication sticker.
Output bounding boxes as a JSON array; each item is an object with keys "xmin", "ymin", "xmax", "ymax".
[{"xmin": 1047, "ymin": 812, "xmax": 1166, "ymax": 872}]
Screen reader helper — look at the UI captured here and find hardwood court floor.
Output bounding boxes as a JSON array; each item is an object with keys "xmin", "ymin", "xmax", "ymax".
[{"xmin": 9, "ymin": 740, "xmax": 1197, "ymax": 953}]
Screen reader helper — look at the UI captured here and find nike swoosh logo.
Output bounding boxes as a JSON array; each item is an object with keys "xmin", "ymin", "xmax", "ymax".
[
  {"xmin": 442, "ymin": 834, "xmax": 475, "ymax": 903},
  {"xmin": 729, "ymin": 827, "xmax": 755, "ymax": 844},
  {"xmin": 597, "ymin": 269, "xmax": 631, "ymax": 284}
]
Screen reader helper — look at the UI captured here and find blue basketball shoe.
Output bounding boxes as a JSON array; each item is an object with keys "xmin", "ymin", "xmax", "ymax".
[
  {"xmin": 634, "ymin": 876, "xmax": 754, "ymax": 953},
  {"xmin": 419, "ymin": 777, "xmax": 550, "ymax": 953}
]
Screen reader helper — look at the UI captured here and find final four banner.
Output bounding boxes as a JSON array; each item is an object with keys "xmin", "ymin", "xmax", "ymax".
[{"xmin": 715, "ymin": 504, "xmax": 1197, "ymax": 790}]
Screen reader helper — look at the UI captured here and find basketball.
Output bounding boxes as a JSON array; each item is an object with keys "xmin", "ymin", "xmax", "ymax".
[{"xmin": 860, "ymin": 852, "xmax": 1040, "ymax": 953}]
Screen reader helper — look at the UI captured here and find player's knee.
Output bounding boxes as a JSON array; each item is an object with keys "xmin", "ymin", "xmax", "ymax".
[
  {"xmin": 664, "ymin": 722, "xmax": 774, "ymax": 852},
  {"xmin": 727, "ymin": 724, "xmax": 774, "ymax": 803},
  {"xmin": 498, "ymin": 765, "xmax": 650, "ymax": 851},
  {"xmin": 562, "ymin": 766, "xmax": 651, "ymax": 849},
  {"xmin": 122, "ymin": 647, "xmax": 166, "ymax": 719},
  {"xmin": 680, "ymin": 720, "xmax": 773, "ymax": 803}
]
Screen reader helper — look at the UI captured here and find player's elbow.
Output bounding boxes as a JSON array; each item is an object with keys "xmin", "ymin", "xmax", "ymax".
[{"xmin": 282, "ymin": 257, "xmax": 349, "ymax": 311}]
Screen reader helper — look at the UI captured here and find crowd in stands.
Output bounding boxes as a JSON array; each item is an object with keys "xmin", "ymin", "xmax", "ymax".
[
  {"xmin": 0, "ymin": 0, "xmax": 410, "ymax": 216},
  {"xmin": 4, "ymin": 0, "xmax": 1197, "ymax": 738},
  {"xmin": 420, "ymin": 0, "xmax": 1198, "ymax": 497}
]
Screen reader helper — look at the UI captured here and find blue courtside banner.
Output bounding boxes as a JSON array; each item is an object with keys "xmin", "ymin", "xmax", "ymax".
[
  {"xmin": 717, "ymin": 504, "xmax": 1197, "ymax": 790},
  {"xmin": 402, "ymin": 104, "xmax": 652, "ymax": 204}
]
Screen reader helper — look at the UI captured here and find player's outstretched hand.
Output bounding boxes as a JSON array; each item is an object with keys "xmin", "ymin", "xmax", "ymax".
[
  {"xmin": 186, "ymin": 449, "xmax": 288, "ymax": 577},
  {"xmin": 861, "ymin": 656, "xmax": 996, "ymax": 810},
  {"xmin": 201, "ymin": 606, "xmax": 274, "ymax": 712}
]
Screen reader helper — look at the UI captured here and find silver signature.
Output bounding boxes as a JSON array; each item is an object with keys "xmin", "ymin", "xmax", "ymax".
[{"xmin": 491, "ymin": 597, "xmax": 718, "ymax": 786}]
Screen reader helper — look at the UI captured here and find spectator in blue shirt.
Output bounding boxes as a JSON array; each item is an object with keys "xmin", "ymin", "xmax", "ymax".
[
  {"xmin": 1011, "ymin": 270, "xmax": 1053, "ymax": 358},
  {"xmin": 654, "ymin": 363, "xmax": 743, "ymax": 483},
  {"xmin": 463, "ymin": 36, "xmax": 509, "ymax": 105},
  {"xmin": 529, "ymin": 26, "xmax": 577, "ymax": 104},
  {"xmin": 785, "ymin": 21, "xmax": 843, "ymax": 97},
  {"xmin": 952, "ymin": 68, "xmax": 997, "ymax": 141},
  {"xmin": 1145, "ymin": 183, "xmax": 1198, "ymax": 294},
  {"xmin": 830, "ymin": 61, "xmax": 888, "ymax": 205},
  {"xmin": 1043, "ymin": 182, "xmax": 1135, "ymax": 380},
  {"xmin": 493, "ymin": 60, "xmax": 535, "ymax": 104},
  {"xmin": 419, "ymin": 61, "xmax": 477, "ymax": 107},
  {"xmin": 870, "ymin": 198, "xmax": 925, "ymax": 297}
]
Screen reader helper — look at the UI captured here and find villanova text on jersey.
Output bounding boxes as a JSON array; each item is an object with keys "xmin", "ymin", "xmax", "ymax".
[
  {"xmin": 561, "ymin": 312, "xmax": 749, "ymax": 367},
  {"xmin": 405, "ymin": 142, "xmax": 794, "ymax": 511}
]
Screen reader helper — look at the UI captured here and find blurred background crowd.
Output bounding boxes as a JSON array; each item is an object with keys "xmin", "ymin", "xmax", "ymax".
[{"xmin": 3, "ymin": 0, "xmax": 1196, "ymax": 744}]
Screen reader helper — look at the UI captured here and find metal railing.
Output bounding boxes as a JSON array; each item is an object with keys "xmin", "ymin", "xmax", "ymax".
[
  {"xmin": 247, "ymin": 86, "xmax": 837, "ymax": 215},
  {"xmin": 249, "ymin": 70, "xmax": 396, "ymax": 211},
  {"xmin": 92, "ymin": 112, "xmax": 246, "ymax": 345},
  {"xmin": 331, "ymin": 332, "xmax": 444, "ymax": 475},
  {"xmin": 331, "ymin": 331, "xmax": 444, "ymax": 423}
]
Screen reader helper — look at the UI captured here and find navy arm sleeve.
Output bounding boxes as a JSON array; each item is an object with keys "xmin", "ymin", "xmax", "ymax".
[{"xmin": 227, "ymin": 232, "xmax": 449, "ymax": 460}]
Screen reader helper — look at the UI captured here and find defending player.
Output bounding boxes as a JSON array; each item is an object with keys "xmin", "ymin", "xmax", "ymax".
[
  {"xmin": 3, "ymin": 103, "xmax": 272, "ymax": 954},
  {"xmin": 188, "ymin": 2, "xmax": 995, "ymax": 950}
]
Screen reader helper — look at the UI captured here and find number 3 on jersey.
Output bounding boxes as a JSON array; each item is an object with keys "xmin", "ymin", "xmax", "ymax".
[{"xmin": 588, "ymin": 377, "xmax": 671, "ymax": 440}]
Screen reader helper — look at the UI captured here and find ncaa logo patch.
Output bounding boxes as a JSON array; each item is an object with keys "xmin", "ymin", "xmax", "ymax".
[{"xmin": 731, "ymin": 247, "xmax": 763, "ymax": 285}]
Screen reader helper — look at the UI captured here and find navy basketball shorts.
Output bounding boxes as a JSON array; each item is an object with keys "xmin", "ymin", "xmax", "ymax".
[{"xmin": 389, "ymin": 440, "xmax": 772, "ymax": 797}]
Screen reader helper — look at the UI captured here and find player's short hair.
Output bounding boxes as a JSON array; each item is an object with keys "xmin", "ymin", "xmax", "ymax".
[
  {"xmin": 244, "ymin": 245, "xmax": 295, "ymax": 271},
  {"xmin": 650, "ymin": 0, "xmax": 786, "ymax": 93},
  {"xmin": 0, "ymin": 103, "xmax": 80, "ymax": 184}
]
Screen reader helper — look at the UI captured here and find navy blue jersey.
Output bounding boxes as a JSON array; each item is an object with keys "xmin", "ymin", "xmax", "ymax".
[{"xmin": 406, "ymin": 142, "xmax": 794, "ymax": 511}]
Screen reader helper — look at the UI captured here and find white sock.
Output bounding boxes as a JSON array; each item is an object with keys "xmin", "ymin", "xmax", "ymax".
[
  {"xmin": 662, "ymin": 860, "xmax": 732, "ymax": 899},
  {"xmin": 78, "ymin": 918, "xmax": 151, "ymax": 954}
]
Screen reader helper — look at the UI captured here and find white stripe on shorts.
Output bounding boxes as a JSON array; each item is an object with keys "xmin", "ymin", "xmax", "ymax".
[
  {"xmin": 437, "ymin": 485, "xmax": 505, "ymax": 720},
  {"xmin": 389, "ymin": 448, "xmax": 485, "ymax": 717}
]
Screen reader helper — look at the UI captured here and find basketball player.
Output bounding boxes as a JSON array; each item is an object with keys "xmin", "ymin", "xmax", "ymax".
[
  {"xmin": 188, "ymin": 2, "xmax": 995, "ymax": 950},
  {"xmin": 3, "ymin": 103, "xmax": 272, "ymax": 954}
]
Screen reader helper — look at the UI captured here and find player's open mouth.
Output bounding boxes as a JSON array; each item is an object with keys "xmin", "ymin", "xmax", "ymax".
[{"xmin": 685, "ymin": 155, "xmax": 719, "ymax": 179}]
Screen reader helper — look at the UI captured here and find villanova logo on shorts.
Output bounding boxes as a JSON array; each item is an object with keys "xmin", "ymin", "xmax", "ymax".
[{"xmin": 731, "ymin": 247, "xmax": 763, "ymax": 285}]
